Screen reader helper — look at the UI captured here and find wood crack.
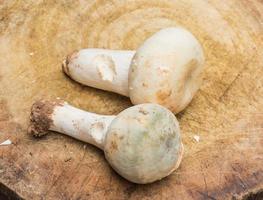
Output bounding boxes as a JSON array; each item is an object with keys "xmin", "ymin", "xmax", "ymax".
[{"xmin": 218, "ymin": 54, "xmax": 257, "ymax": 102}]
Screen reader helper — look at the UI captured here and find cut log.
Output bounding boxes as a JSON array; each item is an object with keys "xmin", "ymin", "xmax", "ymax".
[{"xmin": 0, "ymin": 0, "xmax": 262, "ymax": 199}]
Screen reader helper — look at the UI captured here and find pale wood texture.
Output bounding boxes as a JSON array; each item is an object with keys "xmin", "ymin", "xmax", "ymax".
[{"xmin": 0, "ymin": 0, "xmax": 263, "ymax": 199}]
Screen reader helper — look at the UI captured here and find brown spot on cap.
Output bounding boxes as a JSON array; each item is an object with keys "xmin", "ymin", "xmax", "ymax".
[
  {"xmin": 156, "ymin": 89, "xmax": 172, "ymax": 101},
  {"xmin": 139, "ymin": 107, "xmax": 148, "ymax": 115},
  {"xmin": 28, "ymin": 99, "xmax": 64, "ymax": 137},
  {"xmin": 119, "ymin": 135, "xmax": 124, "ymax": 140},
  {"xmin": 110, "ymin": 140, "xmax": 118, "ymax": 152},
  {"xmin": 183, "ymin": 59, "xmax": 198, "ymax": 82},
  {"xmin": 142, "ymin": 82, "xmax": 148, "ymax": 87}
]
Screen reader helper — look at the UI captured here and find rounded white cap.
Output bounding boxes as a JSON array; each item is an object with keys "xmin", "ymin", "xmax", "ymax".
[
  {"xmin": 129, "ymin": 27, "xmax": 205, "ymax": 113},
  {"xmin": 104, "ymin": 103, "xmax": 183, "ymax": 184}
]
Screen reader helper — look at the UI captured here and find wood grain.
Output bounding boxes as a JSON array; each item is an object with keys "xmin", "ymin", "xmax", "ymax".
[{"xmin": 0, "ymin": 0, "xmax": 262, "ymax": 199}]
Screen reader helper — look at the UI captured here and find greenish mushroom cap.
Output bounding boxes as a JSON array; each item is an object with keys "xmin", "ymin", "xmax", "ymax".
[{"xmin": 104, "ymin": 104, "xmax": 183, "ymax": 184}]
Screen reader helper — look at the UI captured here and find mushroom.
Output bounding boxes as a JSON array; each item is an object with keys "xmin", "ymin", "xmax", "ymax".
[
  {"xmin": 28, "ymin": 99, "xmax": 183, "ymax": 184},
  {"xmin": 62, "ymin": 27, "xmax": 205, "ymax": 113}
]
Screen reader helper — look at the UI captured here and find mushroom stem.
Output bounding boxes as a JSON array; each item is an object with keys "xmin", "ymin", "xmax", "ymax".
[
  {"xmin": 29, "ymin": 100, "xmax": 115, "ymax": 149},
  {"xmin": 62, "ymin": 49, "xmax": 135, "ymax": 96}
]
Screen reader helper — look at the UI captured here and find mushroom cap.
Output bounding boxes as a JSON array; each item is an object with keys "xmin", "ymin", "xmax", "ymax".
[
  {"xmin": 104, "ymin": 104, "xmax": 183, "ymax": 184},
  {"xmin": 128, "ymin": 27, "xmax": 205, "ymax": 113}
]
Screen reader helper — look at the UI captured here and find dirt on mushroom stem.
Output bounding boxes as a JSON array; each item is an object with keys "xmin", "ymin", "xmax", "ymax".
[{"xmin": 28, "ymin": 99, "xmax": 64, "ymax": 137}]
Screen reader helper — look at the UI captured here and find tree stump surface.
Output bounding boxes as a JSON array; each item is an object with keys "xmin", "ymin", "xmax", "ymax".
[{"xmin": 0, "ymin": 0, "xmax": 262, "ymax": 199}]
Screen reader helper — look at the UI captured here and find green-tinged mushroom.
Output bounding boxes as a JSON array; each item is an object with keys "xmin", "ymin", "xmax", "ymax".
[{"xmin": 29, "ymin": 99, "xmax": 183, "ymax": 184}]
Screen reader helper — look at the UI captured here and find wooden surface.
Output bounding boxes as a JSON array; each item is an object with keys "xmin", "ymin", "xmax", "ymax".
[{"xmin": 0, "ymin": 0, "xmax": 263, "ymax": 199}]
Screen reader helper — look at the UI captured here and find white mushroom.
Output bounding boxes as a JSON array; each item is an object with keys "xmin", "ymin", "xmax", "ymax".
[
  {"xmin": 63, "ymin": 27, "xmax": 205, "ymax": 113},
  {"xmin": 28, "ymin": 99, "xmax": 183, "ymax": 184}
]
